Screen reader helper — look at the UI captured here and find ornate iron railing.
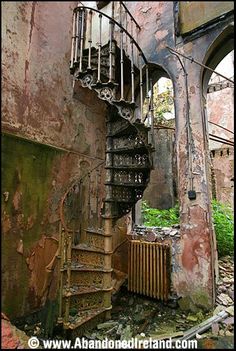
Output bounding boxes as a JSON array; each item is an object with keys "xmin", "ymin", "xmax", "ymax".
[{"xmin": 70, "ymin": 3, "xmax": 154, "ymax": 130}]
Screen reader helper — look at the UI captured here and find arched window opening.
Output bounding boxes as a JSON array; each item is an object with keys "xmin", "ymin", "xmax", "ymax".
[
  {"xmin": 135, "ymin": 69, "xmax": 178, "ymax": 226},
  {"xmin": 205, "ymin": 50, "xmax": 234, "ymax": 208}
]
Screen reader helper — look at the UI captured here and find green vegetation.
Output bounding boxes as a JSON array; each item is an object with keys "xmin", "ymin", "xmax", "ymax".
[
  {"xmin": 141, "ymin": 201, "xmax": 179, "ymax": 227},
  {"xmin": 211, "ymin": 199, "xmax": 234, "ymax": 257},
  {"xmin": 141, "ymin": 200, "xmax": 234, "ymax": 257}
]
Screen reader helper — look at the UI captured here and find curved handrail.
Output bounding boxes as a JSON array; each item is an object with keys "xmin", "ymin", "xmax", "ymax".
[
  {"xmin": 59, "ymin": 160, "xmax": 105, "ymax": 232},
  {"xmin": 74, "ymin": 5, "xmax": 148, "ymax": 65},
  {"xmin": 120, "ymin": 1, "xmax": 141, "ymax": 30}
]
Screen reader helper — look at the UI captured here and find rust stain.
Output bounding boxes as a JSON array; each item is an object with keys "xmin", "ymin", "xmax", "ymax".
[{"xmin": 26, "ymin": 235, "xmax": 58, "ymax": 307}]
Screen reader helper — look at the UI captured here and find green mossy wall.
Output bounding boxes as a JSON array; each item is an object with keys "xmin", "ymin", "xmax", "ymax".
[{"xmin": 1, "ymin": 133, "xmax": 62, "ymax": 318}]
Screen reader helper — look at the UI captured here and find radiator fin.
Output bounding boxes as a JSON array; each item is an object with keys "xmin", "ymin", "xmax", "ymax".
[{"xmin": 128, "ymin": 241, "xmax": 170, "ymax": 301}]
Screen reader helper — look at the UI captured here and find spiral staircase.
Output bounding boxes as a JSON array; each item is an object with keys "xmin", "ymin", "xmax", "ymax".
[{"xmin": 57, "ymin": 3, "xmax": 155, "ymax": 336}]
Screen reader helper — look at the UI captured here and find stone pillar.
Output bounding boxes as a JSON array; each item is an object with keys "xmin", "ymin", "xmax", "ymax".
[{"xmin": 172, "ymin": 54, "xmax": 216, "ymax": 311}]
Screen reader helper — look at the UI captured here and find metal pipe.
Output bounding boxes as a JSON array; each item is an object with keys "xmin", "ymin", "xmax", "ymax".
[
  {"xmin": 209, "ymin": 121, "xmax": 234, "ymax": 135},
  {"xmin": 79, "ymin": 9, "xmax": 85, "ymax": 72},
  {"xmin": 70, "ymin": 12, "xmax": 76, "ymax": 69},
  {"xmin": 209, "ymin": 137, "xmax": 234, "ymax": 147},
  {"xmin": 209, "ymin": 133, "xmax": 234, "ymax": 145},
  {"xmin": 97, "ymin": 13, "xmax": 102, "ymax": 83},
  {"xmin": 87, "ymin": 10, "xmax": 93, "ymax": 70},
  {"xmin": 167, "ymin": 46, "xmax": 234, "ymax": 84}
]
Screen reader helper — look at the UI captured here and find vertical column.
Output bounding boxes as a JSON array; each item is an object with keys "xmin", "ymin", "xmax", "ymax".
[
  {"xmin": 87, "ymin": 172, "xmax": 91, "ymax": 228},
  {"xmin": 64, "ymin": 230, "xmax": 71, "ymax": 325},
  {"xmin": 74, "ymin": 10, "xmax": 79, "ymax": 64},
  {"xmin": 58, "ymin": 224, "xmax": 64, "ymax": 323},
  {"xmin": 139, "ymin": 53, "xmax": 143, "ymax": 121},
  {"xmin": 97, "ymin": 14, "xmax": 102, "ymax": 83},
  {"xmin": 87, "ymin": 10, "xmax": 93, "ymax": 70},
  {"xmin": 79, "ymin": 9, "xmax": 85, "ymax": 72},
  {"xmin": 70, "ymin": 11, "xmax": 76, "ymax": 69},
  {"xmin": 130, "ymin": 19, "xmax": 135, "ymax": 104},
  {"xmin": 119, "ymin": 4, "xmax": 124, "ymax": 100}
]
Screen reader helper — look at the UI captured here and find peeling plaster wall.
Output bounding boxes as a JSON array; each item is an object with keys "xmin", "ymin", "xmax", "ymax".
[
  {"xmin": 125, "ymin": 1, "xmax": 233, "ymax": 309},
  {"xmin": 1, "ymin": 1, "xmax": 108, "ymax": 320}
]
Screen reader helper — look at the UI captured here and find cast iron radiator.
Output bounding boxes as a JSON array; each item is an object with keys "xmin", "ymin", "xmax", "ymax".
[{"xmin": 128, "ymin": 241, "xmax": 171, "ymax": 301}]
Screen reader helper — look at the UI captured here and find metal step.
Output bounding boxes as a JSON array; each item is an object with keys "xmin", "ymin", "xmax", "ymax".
[
  {"xmin": 63, "ymin": 285, "xmax": 112, "ymax": 297},
  {"xmin": 62, "ymin": 306, "xmax": 112, "ymax": 330}
]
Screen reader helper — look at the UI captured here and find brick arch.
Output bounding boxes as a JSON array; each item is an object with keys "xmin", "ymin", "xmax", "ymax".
[{"xmin": 201, "ymin": 24, "xmax": 234, "ymax": 96}]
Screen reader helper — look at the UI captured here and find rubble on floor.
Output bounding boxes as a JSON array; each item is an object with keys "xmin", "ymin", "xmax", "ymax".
[
  {"xmin": 80, "ymin": 255, "xmax": 234, "ymax": 348},
  {"xmin": 5, "ymin": 256, "xmax": 233, "ymax": 349},
  {"xmin": 1, "ymin": 313, "xmax": 30, "ymax": 349}
]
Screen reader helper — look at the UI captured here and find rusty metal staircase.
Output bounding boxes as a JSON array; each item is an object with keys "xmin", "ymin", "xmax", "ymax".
[{"xmin": 57, "ymin": 2, "xmax": 155, "ymax": 335}]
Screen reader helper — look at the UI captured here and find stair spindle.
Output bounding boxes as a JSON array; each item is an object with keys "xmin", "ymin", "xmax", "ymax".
[
  {"xmin": 87, "ymin": 172, "xmax": 91, "ymax": 227},
  {"xmin": 150, "ymin": 78, "xmax": 154, "ymax": 139},
  {"xmin": 96, "ymin": 169, "xmax": 100, "ymax": 228},
  {"xmin": 120, "ymin": 29, "xmax": 124, "ymax": 100},
  {"xmin": 79, "ymin": 9, "xmax": 85, "ymax": 72},
  {"xmin": 97, "ymin": 14, "xmax": 102, "ymax": 83},
  {"xmin": 65, "ymin": 229, "xmax": 72, "ymax": 325},
  {"xmin": 109, "ymin": 19, "xmax": 114, "ymax": 82},
  {"xmin": 58, "ymin": 224, "xmax": 64, "ymax": 323},
  {"xmin": 125, "ymin": 10, "xmax": 128, "ymax": 55},
  {"xmin": 70, "ymin": 11, "xmax": 76, "ymax": 69},
  {"xmin": 119, "ymin": 3, "xmax": 124, "ymax": 100},
  {"xmin": 136, "ymin": 25, "xmax": 139, "ymax": 64},
  {"xmin": 139, "ymin": 53, "xmax": 143, "ymax": 121},
  {"xmin": 146, "ymin": 66, "xmax": 149, "ymax": 99},
  {"xmin": 87, "ymin": 10, "xmax": 93, "ymax": 70},
  {"xmin": 74, "ymin": 11, "xmax": 79, "ymax": 63},
  {"xmin": 130, "ymin": 19, "xmax": 135, "ymax": 103}
]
